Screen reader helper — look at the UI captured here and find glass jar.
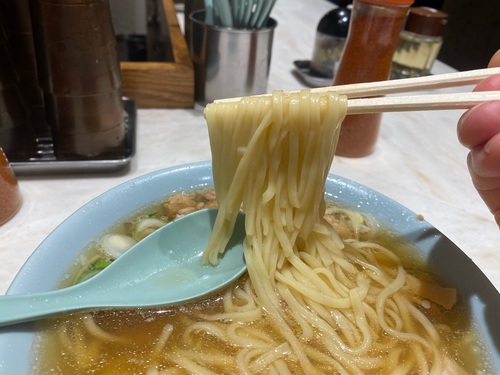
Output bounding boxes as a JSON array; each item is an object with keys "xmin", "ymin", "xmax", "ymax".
[
  {"xmin": 391, "ymin": 7, "xmax": 448, "ymax": 79},
  {"xmin": 333, "ymin": 0, "xmax": 414, "ymax": 157},
  {"xmin": 310, "ymin": 4, "xmax": 351, "ymax": 78}
]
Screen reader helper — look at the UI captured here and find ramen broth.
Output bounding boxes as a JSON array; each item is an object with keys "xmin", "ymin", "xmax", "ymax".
[{"xmin": 32, "ymin": 190, "xmax": 492, "ymax": 374}]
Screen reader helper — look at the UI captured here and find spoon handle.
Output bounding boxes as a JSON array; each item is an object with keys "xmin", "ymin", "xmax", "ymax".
[{"xmin": 0, "ymin": 286, "xmax": 94, "ymax": 327}]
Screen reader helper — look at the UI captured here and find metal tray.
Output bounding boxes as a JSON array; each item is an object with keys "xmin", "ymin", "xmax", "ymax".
[
  {"xmin": 293, "ymin": 60, "xmax": 333, "ymax": 88},
  {"xmin": 11, "ymin": 98, "xmax": 137, "ymax": 175}
]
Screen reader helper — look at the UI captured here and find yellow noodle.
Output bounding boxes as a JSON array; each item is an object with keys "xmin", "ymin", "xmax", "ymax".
[
  {"xmin": 168, "ymin": 351, "xmax": 219, "ymax": 375},
  {"xmin": 151, "ymin": 324, "xmax": 173, "ymax": 359},
  {"xmin": 270, "ymin": 359, "xmax": 293, "ymax": 375},
  {"xmin": 236, "ymin": 348, "xmax": 267, "ymax": 375},
  {"xmin": 82, "ymin": 314, "xmax": 131, "ymax": 344},
  {"xmin": 226, "ymin": 322, "xmax": 276, "ymax": 348},
  {"xmin": 250, "ymin": 342, "xmax": 293, "ymax": 373},
  {"xmin": 202, "ymin": 89, "xmax": 448, "ymax": 374},
  {"xmin": 182, "ymin": 322, "xmax": 229, "ymax": 344}
]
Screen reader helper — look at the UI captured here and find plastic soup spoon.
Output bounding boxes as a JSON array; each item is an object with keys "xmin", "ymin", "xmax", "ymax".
[{"xmin": 0, "ymin": 208, "xmax": 246, "ymax": 327}]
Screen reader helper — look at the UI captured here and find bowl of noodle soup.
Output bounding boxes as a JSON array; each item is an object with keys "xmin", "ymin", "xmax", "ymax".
[
  {"xmin": 1, "ymin": 90, "xmax": 500, "ymax": 374},
  {"xmin": 0, "ymin": 161, "xmax": 498, "ymax": 374}
]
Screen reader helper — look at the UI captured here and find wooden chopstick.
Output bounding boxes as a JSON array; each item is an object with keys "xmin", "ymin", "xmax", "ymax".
[
  {"xmin": 310, "ymin": 67, "xmax": 500, "ymax": 98},
  {"xmin": 213, "ymin": 67, "xmax": 500, "ymax": 113},
  {"xmin": 347, "ymin": 91, "xmax": 500, "ymax": 114}
]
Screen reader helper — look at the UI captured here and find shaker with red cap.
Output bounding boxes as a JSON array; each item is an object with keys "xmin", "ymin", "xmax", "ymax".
[{"xmin": 333, "ymin": 0, "xmax": 415, "ymax": 158}]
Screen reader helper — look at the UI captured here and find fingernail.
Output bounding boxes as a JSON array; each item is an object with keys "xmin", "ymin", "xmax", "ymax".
[
  {"xmin": 483, "ymin": 133, "xmax": 500, "ymax": 154},
  {"xmin": 458, "ymin": 107, "xmax": 473, "ymax": 131},
  {"xmin": 457, "ymin": 108, "xmax": 473, "ymax": 139}
]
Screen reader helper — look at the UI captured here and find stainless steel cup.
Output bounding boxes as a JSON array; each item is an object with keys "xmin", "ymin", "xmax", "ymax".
[{"xmin": 189, "ymin": 10, "xmax": 277, "ymax": 105}]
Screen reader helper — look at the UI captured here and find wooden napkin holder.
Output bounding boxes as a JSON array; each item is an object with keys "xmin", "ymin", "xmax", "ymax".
[{"xmin": 119, "ymin": 0, "xmax": 194, "ymax": 108}]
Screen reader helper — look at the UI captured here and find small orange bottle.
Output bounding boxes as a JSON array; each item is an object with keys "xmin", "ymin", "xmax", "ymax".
[
  {"xmin": 0, "ymin": 148, "xmax": 22, "ymax": 225},
  {"xmin": 333, "ymin": 0, "xmax": 414, "ymax": 157}
]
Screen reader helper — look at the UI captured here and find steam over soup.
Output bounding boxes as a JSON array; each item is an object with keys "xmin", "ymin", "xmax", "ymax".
[{"xmin": 33, "ymin": 91, "xmax": 492, "ymax": 374}]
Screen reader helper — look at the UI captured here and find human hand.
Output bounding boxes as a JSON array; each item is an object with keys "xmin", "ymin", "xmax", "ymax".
[{"xmin": 457, "ymin": 49, "xmax": 500, "ymax": 227}]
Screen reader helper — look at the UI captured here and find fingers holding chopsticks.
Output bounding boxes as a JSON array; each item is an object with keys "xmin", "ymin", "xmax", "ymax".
[
  {"xmin": 458, "ymin": 101, "xmax": 500, "ymax": 153},
  {"xmin": 457, "ymin": 49, "xmax": 500, "ymax": 227},
  {"xmin": 458, "ymin": 50, "xmax": 500, "ymax": 175},
  {"xmin": 473, "ymin": 72, "xmax": 500, "ymax": 93}
]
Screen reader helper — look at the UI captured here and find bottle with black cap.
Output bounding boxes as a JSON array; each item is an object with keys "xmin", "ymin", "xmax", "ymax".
[
  {"xmin": 309, "ymin": 0, "xmax": 352, "ymax": 79},
  {"xmin": 391, "ymin": 7, "xmax": 448, "ymax": 79}
]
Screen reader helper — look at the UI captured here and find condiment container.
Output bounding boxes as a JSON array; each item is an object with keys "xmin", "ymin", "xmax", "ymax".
[
  {"xmin": 0, "ymin": 0, "xmax": 49, "ymax": 138},
  {"xmin": 310, "ymin": 2, "xmax": 352, "ymax": 78},
  {"xmin": 30, "ymin": 0, "xmax": 125, "ymax": 159},
  {"xmin": 333, "ymin": 0, "xmax": 414, "ymax": 157},
  {"xmin": 0, "ymin": 11, "xmax": 38, "ymax": 160},
  {"xmin": 0, "ymin": 147, "xmax": 22, "ymax": 225},
  {"xmin": 391, "ymin": 7, "xmax": 448, "ymax": 79}
]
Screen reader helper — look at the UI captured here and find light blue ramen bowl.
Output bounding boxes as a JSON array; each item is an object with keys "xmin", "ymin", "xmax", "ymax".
[{"xmin": 0, "ymin": 161, "xmax": 499, "ymax": 373}]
